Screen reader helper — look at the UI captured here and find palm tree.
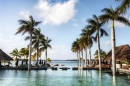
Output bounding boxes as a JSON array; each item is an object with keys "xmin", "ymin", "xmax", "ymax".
[
  {"xmin": 80, "ymin": 33, "xmax": 88, "ymax": 67},
  {"xmin": 87, "ymin": 15, "xmax": 108, "ymax": 70},
  {"xmin": 79, "ymin": 38, "xmax": 85, "ymax": 67},
  {"xmin": 115, "ymin": 0, "xmax": 130, "ymax": 14},
  {"xmin": 80, "ymin": 29, "xmax": 93, "ymax": 67},
  {"xmin": 15, "ymin": 15, "xmax": 41, "ymax": 71},
  {"xmin": 100, "ymin": 7, "xmax": 130, "ymax": 76},
  {"xmin": 94, "ymin": 49, "xmax": 107, "ymax": 60},
  {"xmin": 10, "ymin": 48, "xmax": 20, "ymax": 59},
  {"xmin": 71, "ymin": 38, "xmax": 80, "ymax": 67},
  {"xmin": 19, "ymin": 47, "xmax": 29, "ymax": 59},
  {"xmin": 10, "ymin": 48, "xmax": 20, "ymax": 66},
  {"xmin": 25, "ymin": 28, "xmax": 45, "ymax": 66},
  {"xmin": 76, "ymin": 38, "xmax": 83, "ymax": 67},
  {"xmin": 40, "ymin": 36, "xmax": 52, "ymax": 63}
]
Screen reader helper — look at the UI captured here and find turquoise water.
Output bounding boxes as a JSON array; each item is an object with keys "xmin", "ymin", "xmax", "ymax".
[{"xmin": 0, "ymin": 69, "xmax": 130, "ymax": 86}]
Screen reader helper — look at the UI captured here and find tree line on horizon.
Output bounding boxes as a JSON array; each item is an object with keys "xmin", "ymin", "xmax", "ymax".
[{"xmin": 71, "ymin": 0, "xmax": 130, "ymax": 76}]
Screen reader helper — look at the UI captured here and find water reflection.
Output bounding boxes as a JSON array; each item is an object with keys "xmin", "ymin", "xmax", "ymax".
[
  {"xmin": 99, "ymin": 71, "xmax": 102, "ymax": 86},
  {"xmin": 113, "ymin": 76, "xmax": 117, "ymax": 86},
  {"xmin": 78, "ymin": 69, "xmax": 84, "ymax": 77}
]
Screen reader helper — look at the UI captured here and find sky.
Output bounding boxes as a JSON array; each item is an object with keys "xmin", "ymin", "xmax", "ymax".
[{"xmin": 0, "ymin": 0, "xmax": 130, "ymax": 60}]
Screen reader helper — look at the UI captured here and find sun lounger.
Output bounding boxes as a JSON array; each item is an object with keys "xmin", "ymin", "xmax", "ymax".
[{"xmin": 52, "ymin": 67, "xmax": 57, "ymax": 70}]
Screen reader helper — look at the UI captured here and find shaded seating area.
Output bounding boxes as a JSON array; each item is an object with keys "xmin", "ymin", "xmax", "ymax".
[
  {"xmin": 0, "ymin": 49, "xmax": 13, "ymax": 67},
  {"xmin": 104, "ymin": 44, "xmax": 130, "ymax": 70}
]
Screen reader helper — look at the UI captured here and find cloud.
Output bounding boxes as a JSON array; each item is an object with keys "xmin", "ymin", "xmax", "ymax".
[
  {"xmin": 35, "ymin": 0, "xmax": 78, "ymax": 25},
  {"xmin": 0, "ymin": 35, "xmax": 28, "ymax": 55},
  {"xmin": 104, "ymin": 40, "xmax": 111, "ymax": 46},
  {"xmin": 42, "ymin": 45, "xmax": 76, "ymax": 60},
  {"xmin": 0, "ymin": 33, "xmax": 3, "ymax": 37},
  {"xmin": 19, "ymin": 10, "xmax": 30, "ymax": 20}
]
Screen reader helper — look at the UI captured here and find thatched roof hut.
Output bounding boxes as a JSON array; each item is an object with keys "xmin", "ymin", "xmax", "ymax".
[
  {"xmin": 0, "ymin": 49, "xmax": 13, "ymax": 60},
  {"xmin": 104, "ymin": 44, "xmax": 130, "ymax": 62}
]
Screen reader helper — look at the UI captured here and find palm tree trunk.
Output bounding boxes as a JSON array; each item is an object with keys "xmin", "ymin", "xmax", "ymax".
[
  {"xmin": 112, "ymin": 20, "xmax": 116, "ymax": 76},
  {"xmin": 36, "ymin": 48, "xmax": 38, "ymax": 67},
  {"xmin": 79, "ymin": 51, "xmax": 80, "ymax": 67},
  {"xmin": 97, "ymin": 34, "xmax": 102, "ymax": 71},
  {"xmin": 89, "ymin": 46, "xmax": 91, "ymax": 66},
  {"xmin": 84, "ymin": 46, "xmax": 87, "ymax": 67},
  {"xmin": 28, "ymin": 33, "xmax": 32, "ymax": 71},
  {"xmin": 82, "ymin": 50, "xmax": 83, "ymax": 67},
  {"xmin": 77, "ymin": 52, "xmax": 79, "ymax": 67},
  {"xmin": 45, "ymin": 48, "xmax": 47, "ymax": 64}
]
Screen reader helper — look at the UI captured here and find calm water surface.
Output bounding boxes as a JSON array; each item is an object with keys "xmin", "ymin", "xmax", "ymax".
[
  {"xmin": 0, "ymin": 61, "xmax": 130, "ymax": 86},
  {"xmin": 0, "ymin": 69, "xmax": 130, "ymax": 86}
]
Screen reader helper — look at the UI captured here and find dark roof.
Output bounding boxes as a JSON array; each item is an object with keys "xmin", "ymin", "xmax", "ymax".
[
  {"xmin": 0, "ymin": 49, "xmax": 13, "ymax": 60},
  {"xmin": 104, "ymin": 44, "xmax": 130, "ymax": 61}
]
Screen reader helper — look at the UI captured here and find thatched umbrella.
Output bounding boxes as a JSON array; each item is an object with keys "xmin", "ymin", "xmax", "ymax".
[{"xmin": 0, "ymin": 49, "xmax": 13, "ymax": 66}]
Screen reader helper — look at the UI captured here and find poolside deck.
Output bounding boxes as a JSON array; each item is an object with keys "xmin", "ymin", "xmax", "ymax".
[{"xmin": 118, "ymin": 68, "xmax": 130, "ymax": 75}]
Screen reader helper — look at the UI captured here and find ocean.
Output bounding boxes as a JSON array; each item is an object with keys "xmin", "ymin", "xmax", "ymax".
[{"xmin": 1, "ymin": 60, "xmax": 79, "ymax": 67}]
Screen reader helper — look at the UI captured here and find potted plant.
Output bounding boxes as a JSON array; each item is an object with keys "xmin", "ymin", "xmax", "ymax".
[{"xmin": 121, "ymin": 60, "xmax": 128, "ymax": 69}]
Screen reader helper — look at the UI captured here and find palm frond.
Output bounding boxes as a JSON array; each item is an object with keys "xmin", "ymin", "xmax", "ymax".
[
  {"xmin": 118, "ymin": 0, "xmax": 130, "ymax": 14},
  {"xmin": 101, "ymin": 8, "xmax": 113, "ymax": 15},
  {"xmin": 25, "ymin": 36, "xmax": 30, "ymax": 40},
  {"xmin": 116, "ymin": 16, "xmax": 130, "ymax": 26},
  {"xmin": 99, "ymin": 14, "xmax": 113, "ymax": 22},
  {"xmin": 100, "ymin": 28, "xmax": 109, "ymax": 37}
]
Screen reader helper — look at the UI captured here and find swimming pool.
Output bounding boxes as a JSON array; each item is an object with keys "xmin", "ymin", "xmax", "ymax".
[{"xmin": 0, "ymin": 69, "xmax": 129, "ymax": 86}]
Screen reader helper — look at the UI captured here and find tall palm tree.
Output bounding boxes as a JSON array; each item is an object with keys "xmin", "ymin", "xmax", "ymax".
[
  {"xmin": 25, "ymin": 28, "xmax": 45, "ymax": 66},
  {"xmin": 15, "ymin": 15, "xmax": 41, "ymax": 71},
  {"xmin": 80, "ymin": 29, "xmax": 93, "ymax": 67},
  {"xmin": 79, "ymin": 38, "xmax": 85, "ymax": 67},
  {"xmin": 79, "ymin": 37, "xmax": 88, "ymax": 67},
  {"xmin": 80, "ymin": 33, "xmax": 88, "ymax": 67},
  {"xmin": 71, "ymin": 38, "xmax": 80, "ymax": 67},
  {"xmin": 100, "ymin": 7, "xmax": 130, "ymax": 76},
  {"xmin": 87, "ymin": 15, "xmax": 108, "ymax": 70},
  {"xmin": 40, "ymin": 36, "xmax": 52, "ymax": 63}
]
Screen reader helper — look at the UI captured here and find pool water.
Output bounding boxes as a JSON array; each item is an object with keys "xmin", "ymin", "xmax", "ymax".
[{"xmin": 0, "ymin": 69, "xmax": 130, "ymax": 86}]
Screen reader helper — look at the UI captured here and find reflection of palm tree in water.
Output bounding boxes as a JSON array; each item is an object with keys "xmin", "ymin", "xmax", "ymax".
[
  {"xmin": 99, "ymin": 71, "xmax": 102, "ymax": 86},
  {"xmin": 113, "ymin": 76, "xmax": 117, "ymax": 86}
]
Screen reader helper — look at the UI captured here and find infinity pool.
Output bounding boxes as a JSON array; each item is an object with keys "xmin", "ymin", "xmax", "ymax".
[{"xmin": 0, "ymin": 69, "xmax": 129, "ymax": 86}]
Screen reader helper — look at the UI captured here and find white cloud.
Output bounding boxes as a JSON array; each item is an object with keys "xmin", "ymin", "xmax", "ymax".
[
  {"xmin": 104, "ymin": 40, "xmax": 111, "ymax": 46},
  {"xmin": 0, "ymin": 33, "xmax": 3, "ymax": 37},
  {"xmin": 41, "ymin": 45, "xmax": 76, "ymax": 60},
  {"xmin": 35, "ymin": 0, "xmax": 78, "ymax": 25},
  {"xmin": 19, "ymin": 10, "xmax": 30, "ymax": 20}
]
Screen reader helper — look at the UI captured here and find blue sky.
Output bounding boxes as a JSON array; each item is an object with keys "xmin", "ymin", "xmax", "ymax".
[{"xmin": 0, "ymin": 0, "xmax": 130, "ymax": 60}]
